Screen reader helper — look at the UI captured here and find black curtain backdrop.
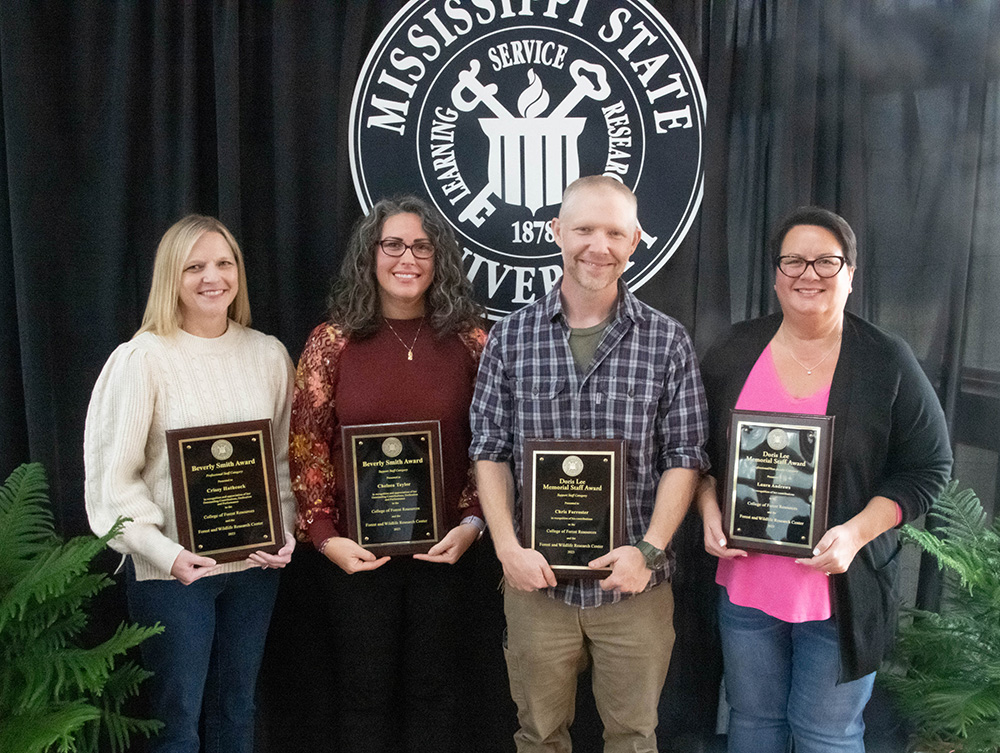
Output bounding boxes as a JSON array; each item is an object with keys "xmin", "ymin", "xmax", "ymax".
[{"xmin": 1, "ymin": 2, "xmax": 997, "ymax": 752}]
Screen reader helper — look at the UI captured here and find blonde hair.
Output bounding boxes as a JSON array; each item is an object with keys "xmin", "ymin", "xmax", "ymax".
[
  {"xmin": 559, "ymin": 175, "xmax": 638, "ymax": 220},
  {"xmin": 135, "ymin": 215, "xmax": 251, "ymax": 337}
]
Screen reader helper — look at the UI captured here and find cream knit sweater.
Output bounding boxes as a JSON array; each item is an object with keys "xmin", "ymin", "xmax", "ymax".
[{"xmin": 84, "ymin": 322, "xmax": 296, "ymax": 581}]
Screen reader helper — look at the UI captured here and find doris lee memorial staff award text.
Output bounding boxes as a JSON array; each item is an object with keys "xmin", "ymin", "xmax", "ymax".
[
  {"xmin": 722, "ymin": 410, "xmax": 834, "ymax": 557},
  {"xmin": 522, "ymin": 438, "xmax": 625, "ymax": 579},
  {"xmin": 166, "ymin": 419, "xmax": 284, "ymax": 563}
]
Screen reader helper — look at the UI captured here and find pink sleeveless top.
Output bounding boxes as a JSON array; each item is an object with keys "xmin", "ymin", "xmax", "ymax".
[{"xmin": 716, "ymin": 345, "xmax": 832, "ymax": 622}]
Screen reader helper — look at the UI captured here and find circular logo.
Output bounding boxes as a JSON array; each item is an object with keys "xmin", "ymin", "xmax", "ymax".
[
  {"xmin": 562, "ymin": 455, "xmax": 584, "ymax": 477},
  {"xmin": 350, "ymin": 0, "xmax": 705, "ymax": 318},
  {"xmin": 766, "ymin": 429, "xmax": 789, "ymax": 451},
  {"xmin": 211, "ymin": 440, "xmax": 233, "ymax": 461},
  {"xmin": 382, "ymin": 437, "xmax": 404, "ymax": 457}
]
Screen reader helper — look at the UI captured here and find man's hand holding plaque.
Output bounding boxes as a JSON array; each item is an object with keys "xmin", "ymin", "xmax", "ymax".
[{"xmin": 521, "ymin": 439, "xmax": 626, "ymax": 580}]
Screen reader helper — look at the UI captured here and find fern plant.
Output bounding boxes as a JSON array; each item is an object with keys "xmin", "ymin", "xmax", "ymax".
[
  {"xmin": 880, "ymin": 481, "xmax": 1000, "ymax": 753},
  {"xmin": 0, "ymin": 462, "xmax": 163, "ymax": 753}
]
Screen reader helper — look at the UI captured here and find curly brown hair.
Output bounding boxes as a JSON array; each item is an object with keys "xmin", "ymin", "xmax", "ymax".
[{"xmin": 328, "ymin": 196, "xmax": 483, "ymax": 338}]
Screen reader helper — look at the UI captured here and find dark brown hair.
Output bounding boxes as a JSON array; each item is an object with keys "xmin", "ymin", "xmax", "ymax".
[
  {"xmin": 328, "ymin": 196, "xmax": 483, "ymax": 338},
  {"xmin": 769, "ymin": 206, "xmax": 858, "ymax": 268}
]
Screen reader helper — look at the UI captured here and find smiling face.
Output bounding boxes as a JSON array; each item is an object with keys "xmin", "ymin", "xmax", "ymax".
[
  {"xmin": 552, "ymin": 184, "xmax": 642, "ymax": 299},
  {"xmin": 774, "ymin": 224, "xmax": 855, "ymax": 323},
  {"xmin": 375, "ymin": 212, "xmax": 435, "ymax": 318},
  {"xmin": 177, "ymin": 231, "xmax": 239, "ymax": 336}
]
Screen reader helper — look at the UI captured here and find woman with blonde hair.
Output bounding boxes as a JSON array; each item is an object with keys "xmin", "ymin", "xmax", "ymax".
[
  {"xmin": 290, "ymin": 195, "xmax": 486, "ymax": 753},
  {"xmin": 84, "ymin": 214, "xmax": 296, "ymax": 753}
]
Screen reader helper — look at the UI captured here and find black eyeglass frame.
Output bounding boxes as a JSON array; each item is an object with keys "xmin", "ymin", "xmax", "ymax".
[
  {"xmin": 377, "ymin": 239, "xmax": 435, "ymax": 259},
  {"xmin": 776, "ymin": 255, "xmax": 848, "ymax": 279}
]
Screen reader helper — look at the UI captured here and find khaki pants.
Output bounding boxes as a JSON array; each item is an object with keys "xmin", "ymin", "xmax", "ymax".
[{"xmin": 503, "ymin": 584, "xmax": 675, "ymax": 753}]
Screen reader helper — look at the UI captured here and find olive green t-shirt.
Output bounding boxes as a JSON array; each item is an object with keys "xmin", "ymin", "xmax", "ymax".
[{"xmin": 568, "ymin": 314, "xmax": 613, "ymax": 371}]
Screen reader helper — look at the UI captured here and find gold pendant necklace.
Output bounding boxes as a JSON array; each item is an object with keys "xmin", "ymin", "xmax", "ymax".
[{"xmin": 384, "ymin": 317, "xmax": 424, "ymax": 361}]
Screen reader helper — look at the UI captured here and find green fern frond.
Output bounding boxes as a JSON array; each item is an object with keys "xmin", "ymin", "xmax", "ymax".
[
  {"xmin": 101, "ymin": 660, "xmax": 155, "ymax": 700},
  {"xmin": 0, "ymin": 462, "xmax": 54, "ymax": 531},
  {"xmin": 0, "ymin": 531, "xmax": 119, "ymax": 632},
  {"xmin": 3, "ymin": 605, "xmax": 161, "ymax": 715},
  {"xmin": 882, "ymin": 481, "xmax": 1000, "ymax": 753},
  {"xmin": 0, "ymin": 574, "xmax": 106, "ymax": 649},
  {"xmin": 904, "ymin": 481, "xmax": 1000, "ymax": 595},
  {"xmin": 924, "ymin": 482, "xmax": 987, "ymax": 535},
  {"xmin": 74, "ymin": 661, "xmax": 163, "ymax": 753},
  {"xmin": 80, "ymin": 708, "xmax": 164, "ymax": 753},
  {"xmin": 55, "ymin": 622, "xmax": 164, "ymax": 698},
  {"xmin": 0, "ymin": 463, "xmax": 161, "ymax": 753},
  {"xmin": 0, "ymin": 702, "xmax": 100, "ymax": 753},
  {"xmin": 0, "ymin": 464, "xmax": 58, "ymax": 584}
]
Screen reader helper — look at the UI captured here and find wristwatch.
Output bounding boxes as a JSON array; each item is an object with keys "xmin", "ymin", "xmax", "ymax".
[
  {"xmin": 460, "ymin": 515, "xmax": 487, "ymax": 541},
  {"xmin": 635, "ymin": 540, "xmax": 667, "ymax": 570}
]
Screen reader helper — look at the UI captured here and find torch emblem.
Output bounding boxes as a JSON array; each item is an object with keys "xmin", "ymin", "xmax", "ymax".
[
  {"xmin": 452, "ymin": 59, "xmax": 611, "ymax": 225},
  {"xmin": 350, "ymin": 1, "xmax": 707, "ymax": 317}
]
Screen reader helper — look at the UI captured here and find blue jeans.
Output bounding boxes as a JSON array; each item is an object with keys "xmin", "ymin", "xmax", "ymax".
[
  {"xmin": 125, "ymin": 561, "xmax": 280, "ymax": 753},
  {"xmin": 718, "ymin": 589, "xmax": 875, "ymax": 753}
]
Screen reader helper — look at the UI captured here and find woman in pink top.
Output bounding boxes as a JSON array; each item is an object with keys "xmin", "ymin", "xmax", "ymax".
[{"xmin": 696, "ymin": 207, "xmax": 951, "ymax": 753}]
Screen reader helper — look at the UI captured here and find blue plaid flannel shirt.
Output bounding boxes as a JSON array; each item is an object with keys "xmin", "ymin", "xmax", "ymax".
[{"xmin": 470, "ymin": 281, "xmax": 709, "ymax": 608}]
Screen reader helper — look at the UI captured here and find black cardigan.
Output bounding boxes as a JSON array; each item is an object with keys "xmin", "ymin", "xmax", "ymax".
[{"xmin": 700, "ymin": 312, "xmax": 952, "ymax": 681}]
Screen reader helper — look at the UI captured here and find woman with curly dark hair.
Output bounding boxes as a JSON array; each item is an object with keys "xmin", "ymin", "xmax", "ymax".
[{"xmin": 289, "ymin": 196, "xmax": 486, "ymax": 753}]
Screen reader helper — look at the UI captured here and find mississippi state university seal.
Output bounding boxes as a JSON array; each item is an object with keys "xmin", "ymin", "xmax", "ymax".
[{"xmin": 350, "ymin": 0, "xmax": 705, "ymax": 317}]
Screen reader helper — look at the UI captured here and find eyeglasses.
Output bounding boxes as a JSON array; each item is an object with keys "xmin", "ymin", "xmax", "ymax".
[
  {"xmin": 378, "ymin": 239, "xmax": 435, "ymax": 259},
  {"xmin": 777, "ymin": 255, "xmax": 848, "ymax": 278}
]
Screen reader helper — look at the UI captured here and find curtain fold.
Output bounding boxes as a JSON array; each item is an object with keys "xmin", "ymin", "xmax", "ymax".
[
  {"xmin": 5, "ymin": 0, "xmax": 991, "ymax": 524},
  {"xmin": 0, "ymin": 2, "xmax": 996, "ymax": 747}
]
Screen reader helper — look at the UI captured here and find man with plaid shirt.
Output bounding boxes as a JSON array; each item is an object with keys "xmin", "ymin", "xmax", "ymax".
[{"xmin": 470, "ymin": 176, "xmax": 709, "ymax": 753}]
